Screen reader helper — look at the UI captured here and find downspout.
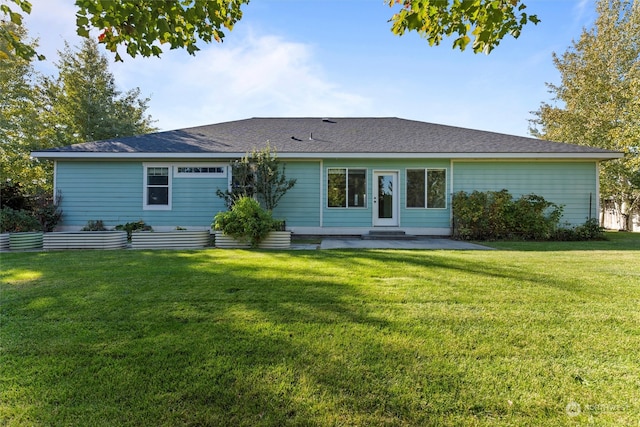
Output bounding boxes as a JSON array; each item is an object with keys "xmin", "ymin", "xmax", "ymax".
[
  {"xmin": 53, "ymin": 160, "xmax": 58, "ymax": 204},
  {"xmin": 449, "ymin": 159, "xmax": 454, "ymax": 236},
  {"xmin": 596, "ymin": 161, "xmax": 601, "ymax": 225},
  {"xmin": 319, "ymin": 160, "xmax": 324, "ymax": 228}
]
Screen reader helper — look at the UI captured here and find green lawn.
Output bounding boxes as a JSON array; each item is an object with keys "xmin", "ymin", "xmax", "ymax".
[{"xmin": 1, "ymin": 232, "xmax": 639, "ymax": 426}]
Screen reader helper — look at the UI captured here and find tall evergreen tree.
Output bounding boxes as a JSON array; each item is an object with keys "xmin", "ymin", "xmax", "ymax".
[
  {"xmin": 2, "ymin": 34, "xmax": 156, "ymax": 194},
  {"xmin": 0, "ymin": 22, "xmax": 49, "ymax": 193},
  {"xmin": 530, "ymin": 0, "xmax": 640, "ymax": 230},
  {"xmin": 41, "ymin": 38, "xmax": 156, "ymax": 147}
]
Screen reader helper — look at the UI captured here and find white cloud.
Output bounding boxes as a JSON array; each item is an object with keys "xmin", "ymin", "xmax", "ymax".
[
  {"xmin": 23, "ymin": 1, "xmax": 373, "ymax": 131},
  {"xmin": 23, "ymin": 0, "xmax": 81, "ymax": 73},
  {"xmin": 111, "ymin": 32, "xmax": 374, "ymax": 131}
]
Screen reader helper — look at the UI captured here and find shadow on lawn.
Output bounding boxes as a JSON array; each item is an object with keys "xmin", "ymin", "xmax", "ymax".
[
  {"xmin": 1, "ymin": 249, "xmax": 516, "ymax": 425},
  {"xmin": 5, "ymin": 246, "xmax": 633, "ymax": 425}
]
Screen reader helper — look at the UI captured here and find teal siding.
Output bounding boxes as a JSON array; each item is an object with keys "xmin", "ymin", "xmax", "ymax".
[
  {"xmin": 322, "ymin": 159, "xmax": 451, "ymax": 228},
  {"xmin": 272, "ymin": 161, "xmax": 321, "ymax": 227},
  {"xmin": 56, "ymin": 161, "xmax": 228, "ymax": 229},
  {"xmin": 452, "ymin": 161, "xmax": 598, "ymax": 226},
  {"xmin": 55, "ymin": 159, "xmax": 597, "ymax": 232},
  {"xmin": 56, "ymin": 162, "xmax": 142, "ymax": 227},
  {"xmin": 171, "ymin": 175, "xmax": 225, "ymax": 227}
]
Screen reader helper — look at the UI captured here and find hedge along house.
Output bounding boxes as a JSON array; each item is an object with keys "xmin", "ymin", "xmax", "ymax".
[{"xmin": 32, "ymin": 117, "xmax": 623, "ymax": 236}]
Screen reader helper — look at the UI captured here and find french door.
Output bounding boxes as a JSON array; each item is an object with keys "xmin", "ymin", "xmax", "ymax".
[{"xmin": 373, "ymin": 171, "xmax": 399, "ymax": 226}]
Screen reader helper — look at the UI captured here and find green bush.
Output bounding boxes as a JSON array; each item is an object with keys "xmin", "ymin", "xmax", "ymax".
[
  {"xmin": 0, "ymin": 188, "xmax": 62, "ymax": 233},
  {"xmin": 213, "ymin": 196, "xmax": 274, "ymax": 247},
  {"xmin": 554, "ymin": 218, "xmax": 605, "ymax": 241},
  {"xmin": 32, "ymin": 194, "xmax": 63, "ymax": 232},
  {"xmin": 115, "ymin": 220, "xmax": 152, "ymax": 241},
  {"xmin": 0, "ymin": 207, "xmax": 42, "ymax": 233},
  {"xmin": 452, "ymin": 190, "xmax": 564, "ymax": 241},
  {"xmin": 82, "ymin": 220, "xmax": 108, "ymax": 231}
]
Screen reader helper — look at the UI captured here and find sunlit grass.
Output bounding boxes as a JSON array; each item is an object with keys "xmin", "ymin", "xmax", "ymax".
[
  {"xmin": 0, "ymin": 268, "xmax": 43, "ymax": 284},
  {"xmin": 1, "ymin": 233, "xmax": 639, "ymax": 426}
]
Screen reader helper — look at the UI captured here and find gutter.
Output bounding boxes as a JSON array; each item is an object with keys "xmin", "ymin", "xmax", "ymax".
[{"xmin": 31, "ymin": 151, "xmax": 624, "ymax": 161}]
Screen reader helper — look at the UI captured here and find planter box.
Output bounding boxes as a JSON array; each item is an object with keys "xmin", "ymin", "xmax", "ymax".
[
  {"xmin": 9, "ymin": 232, "xmax": 44, "ymax": 251},
  {"xmin": 0, "ymin": 233, "xmax": 9, "ymax": 251},
  {"xmin": 43, "ymin": 231, "xmax": 127, "ymax": 250},
  {"xmin": 214, "ymin": 231, "xmax": 291, "ymax": 249},
  {"xmin": 131, "ymin": 230, "xmax": 211, "ymax": 249}
]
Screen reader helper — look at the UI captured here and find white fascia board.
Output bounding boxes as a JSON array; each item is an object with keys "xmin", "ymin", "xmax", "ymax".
[
  {"xmin": 30, "ymin": 152, "xmax": 245, "ymax": 160},
  {"xmin": 31, "ymin": 151, "xmax": 624, "ymax": 161}
]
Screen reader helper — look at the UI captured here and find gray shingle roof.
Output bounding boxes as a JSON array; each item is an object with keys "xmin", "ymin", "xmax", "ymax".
[{"xmin": 33, "ymin": 117, "xmax": 621, "ymax": 157}]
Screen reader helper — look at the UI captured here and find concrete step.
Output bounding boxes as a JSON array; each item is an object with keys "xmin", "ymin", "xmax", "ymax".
[{"xmin": 362, "ymin": 230, "xmax": 416, "ymax": 240}]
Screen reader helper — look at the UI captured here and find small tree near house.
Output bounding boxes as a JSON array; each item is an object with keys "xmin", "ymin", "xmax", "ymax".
[{"xmin": 217, "ymin": 143, "xmax": 296, "ymax": 211}]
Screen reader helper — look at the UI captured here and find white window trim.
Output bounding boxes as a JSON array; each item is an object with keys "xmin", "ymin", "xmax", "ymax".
[
  {"xmin": 326, "ymin": 167, "xmax": 368, "ymax": 209},
  {"xmin": 143, "ymin": 163, "xmax": 172, "ymax": 210},
  {"xmin": 174, "ymin": 164, "xmax": 227, "ymax": 178},
  {"xmin": 405, "ymin": 168, "xmax": 448, "ymax": 210}
]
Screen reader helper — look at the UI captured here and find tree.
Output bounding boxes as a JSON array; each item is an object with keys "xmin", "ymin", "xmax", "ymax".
[
  {"xmin": 530, "ymin": 0, "xmax": 640, "ymax": 230},
  {"xmin": 40, "ymin": 38, "xmax": 156, "ymax": 147},
  {"xmin": 387, "ymin": 0, "xmax": 539, "ymax": 54},
  {"xmin": 217, "ymin": 144, "xmax": 296, "ymax": 211},
  {"xmin": 2, "ymin": 0, "xmax": 538, "ymax": 61},
  {"xmin": 0, "ymin": 0, "xmax": 43, "ymax": 60},
  {"xmin": 0, "ymin": 22, "xmax": 50, "ymax": 193},
  {"xmin": 1, "ymin": 30, "xmax": 156, "ymax": 195}
]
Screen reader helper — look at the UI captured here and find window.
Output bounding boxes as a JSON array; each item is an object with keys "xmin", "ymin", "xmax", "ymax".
[
  {"xmin": 427, "ymin": 169, "xmax": 446, "ymax": 208},
  {"xmin": 327, "ymin": 168, "xmax": 367, "ymax": 208},
  {"xmin": 175, "ymin": 165, "xmax": 226, "ymax": 178},
  {"xmin": 144, "ymin": 165, "xmax": 171, "ymax": 210},
  {"xmin": 406, "ymin": 169, "xmax": 426, "ymax": 208},
  {"xmin": 406, "ymin": 168, "xmax": 446, "ymax": 209}
]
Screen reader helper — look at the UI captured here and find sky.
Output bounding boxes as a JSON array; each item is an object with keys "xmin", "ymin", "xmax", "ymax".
[{"xmin": 21, "ymin": 0, "xmax": 597, "ymax": 138}]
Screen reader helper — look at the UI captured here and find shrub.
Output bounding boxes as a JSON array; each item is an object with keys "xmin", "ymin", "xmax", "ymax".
[
  {"xmin": 554, "ymin": 218, "xmax": 605, "ymax": 241},
  {"xmin": 511, "ymin": 194, "xmax": 563, "ymax": 240},
  {"xmin": 217, "ymin": 144, "xmax": 296, "ymax": 210},
  {"xmin": 452, "ymin": 190, "xmax": 563, "ymax": 241},
  {"xmin": 213, "ymin": 196, "xmax": 274, "ymax": 247},
  {"xmin": 82, "ymin": 220, "xmax": 108, "ymax": 231},
  {"xmin": 0, "ymin": 181, "xmax": 31, "ymax": 211},
  {"xmin": 32, "ymin": 190, "xmax": 63, "ymax": 232},
  {"xmin": 0, "ymin": 207, "xmax": 41, "ymax": 233},
  {"xmin": 115, "ymin": 220, "xmax": 152, "ymax": 241},
  {"xmin": 0, "ymin": 188, "xmax": 62, "ymax": 233}
]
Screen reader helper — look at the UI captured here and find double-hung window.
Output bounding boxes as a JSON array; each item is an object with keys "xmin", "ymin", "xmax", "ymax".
[
  {"xmin": 406, "ymin": 169, "xmax": 446, "ymax": 209},
  {"xmin": 327, "ymin": 168, "xmax": 367, "ymax": 208},
  {"xmin": 144, "ymin": 165, "xmax": 171, "ymax": 210}
]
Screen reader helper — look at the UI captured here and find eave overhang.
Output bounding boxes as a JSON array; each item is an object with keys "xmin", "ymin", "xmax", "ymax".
[{"xmin": 31, "ymin": 151, "xmax": 625, "ymax": 161}]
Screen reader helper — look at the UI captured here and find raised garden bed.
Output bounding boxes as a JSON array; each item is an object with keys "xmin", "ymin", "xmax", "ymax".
[
  {"xmin": 214, "ymin": 231, "xmax": 291, "ymax": 249},
  {"xmin": 43, "ymin": 231, "xmax": 127, "ymax": 250},
  {"xmin": 9, "ymin": 232, "xmax": 44, "ymax": 251},
  {"xmin": 131, "ymin": 230, "xmax": 211, "ymax": 249},
  {"xmin": 0, "ymin": 233, "xmax": 10, "ymax": 251}
]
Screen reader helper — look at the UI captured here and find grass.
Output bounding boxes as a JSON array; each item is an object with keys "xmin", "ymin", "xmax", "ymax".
[{"xmin": 1, "ymin": 232, "xmax": 639, "ymax": 426}]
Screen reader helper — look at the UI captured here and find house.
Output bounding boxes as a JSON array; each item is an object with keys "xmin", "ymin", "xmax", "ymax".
[{"xmin": 31, "ymin": 117, "xmax": 623, "ymax": 235}]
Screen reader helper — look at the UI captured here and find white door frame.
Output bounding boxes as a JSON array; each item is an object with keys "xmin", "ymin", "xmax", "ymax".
[{"xmin": 372, "ymin": 170, "xmax": 399, "ymax": 226}]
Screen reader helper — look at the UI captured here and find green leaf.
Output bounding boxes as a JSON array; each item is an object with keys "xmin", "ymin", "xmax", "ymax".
[
  {"xmin": 9, "ymin": 11, "xmax": 23, "ymax": 25},
  {"xmin": 76, "ymin": 15, "xmax": 89, "ymax": 27}
]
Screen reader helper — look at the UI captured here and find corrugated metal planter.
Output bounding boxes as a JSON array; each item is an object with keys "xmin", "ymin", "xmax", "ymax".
[
  {"xmin": 9, "ymin": 232, "xmax": 44, "ymax": 251},
  {"xmin": 43, "ymin": 231, "xmax": 127, "ymax": 250},
  {"xmin": 214, "ymin": 231, "xmax": 291, "ymax": 249},
  {"xmin": 0, "ymin": 233, "xmax": 9, "ymax": 251},
  {"xmin": 131, "ymin": 230, "xmax": 211, "ymax": 249}
]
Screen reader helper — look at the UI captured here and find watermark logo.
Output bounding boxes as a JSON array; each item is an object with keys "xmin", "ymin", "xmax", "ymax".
[{"xmin": 566, "ymin": 401, "xmax": 582, "ymax": 417}]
